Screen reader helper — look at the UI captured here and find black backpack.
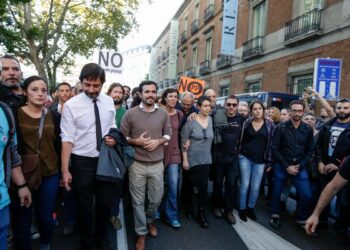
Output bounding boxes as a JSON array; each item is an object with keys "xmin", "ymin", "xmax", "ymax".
[{"xmin": 0, "ymin": 101, "xmax": 16, "ymax": 186}]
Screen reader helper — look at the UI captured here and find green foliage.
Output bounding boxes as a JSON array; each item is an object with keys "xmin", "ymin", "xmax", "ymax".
[{"xmin": 0, "ymin": 0, "xmax": 140, "ymax": 89}]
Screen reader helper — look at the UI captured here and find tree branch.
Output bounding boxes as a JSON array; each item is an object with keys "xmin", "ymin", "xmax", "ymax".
[{"xmin": 39, "ymin": 0, "xmax": 54, "ymax": 51}]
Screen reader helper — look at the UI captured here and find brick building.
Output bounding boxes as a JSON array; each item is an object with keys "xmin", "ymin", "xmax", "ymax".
[{"xmin": 152, "ymin": 0, "xmax": 350, "ymax": 98}]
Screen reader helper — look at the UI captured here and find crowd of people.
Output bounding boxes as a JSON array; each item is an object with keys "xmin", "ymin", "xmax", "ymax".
[{"xmin": 0, "ymin": 54, "xmax": 350, "ymax": 250}]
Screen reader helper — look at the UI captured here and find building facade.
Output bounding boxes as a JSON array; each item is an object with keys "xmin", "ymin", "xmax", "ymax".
[{"xmin": 152, "ymin": 0, "xmax": 350, "ymax": 98}]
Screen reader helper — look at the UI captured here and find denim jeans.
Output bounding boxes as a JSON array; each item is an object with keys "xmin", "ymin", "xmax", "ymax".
[
  {"xmin": 163, "ymin": 164, "xmax": 180, "ymax": 222},
  {"xmin": 239, "ymin": 154, "xmax": 265, "ymax": 210},
  {"xmin": 11, "ymin": 173, "xmax": 60, "ymax": 249},
  {"xmin": 270, "ymin": 164, "xmax": 312, "ymax": 220},
  {"xmin": 0, "ymin": 206, "xmax": 9, "ymax": 250}
]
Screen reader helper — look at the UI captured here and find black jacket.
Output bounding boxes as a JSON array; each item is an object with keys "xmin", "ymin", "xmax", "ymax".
[
  {"xmin": 316, "ymin": 117, "xmax": 350, "ymax": 166},
  {"xmin": 272, "ymin": 120, "xmax": 314, "ymax": 169},
  {"xmin": 0, "ymin": 84, "xmax": 25, "ymax": 111}
]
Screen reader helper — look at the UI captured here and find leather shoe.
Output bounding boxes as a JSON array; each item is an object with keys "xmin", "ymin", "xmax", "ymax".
[
  {"xmin": 213, "ymin": 207, "xmax": 223, "ymax": 218},
  {"xmin": 147, "ymin": 222, "xmax": 158, "ymax": 237},
  {"xmin": 135, "ymin": 235, "xmax": 146, "ymax": 250},
  {"xmin": 224, "ymin": 212, "xmax": 236, "ymax": 224}
]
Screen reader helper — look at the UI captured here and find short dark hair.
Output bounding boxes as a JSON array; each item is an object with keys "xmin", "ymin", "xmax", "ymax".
[
  {"xmin": 225, "ymin": 94, "xmax": 239, "ymax": 104},
  {"xmin": 138, "ymin": 80, "xmax": 158, "ymax": 93},
  {"xmin": 289, "ymin": 99, "xmax": 305, "ymax": 110},
  {"xmin": 56, "ymin": 82, "xmax": 72, "ymax": 91},
  {"xmin": 161, "ymin": 88, "xmax": 178, "ymax": 105},
  {"xmin": 107, "ymin": 82, "xmax": 124, "ymax": 95},
  {"xmin": 123, "ymin": 85, "xmax": 131, "ymax": 92},
  {"xmin": 197, "ymin": 95, "xmax": 211, "ymax": 107},
  {"xmin": 337, "ymin": 98, "xmax": 350, "ymax": 104},
  {"xmin": 249, "ymin": 100, "xmax": 265, "ymax": 113},
  {"xmin": 131, "ymin": 87, "xmax": 139, "ymax": 96},
  {"xmin": 22, "ymin": 76, "xmax": 47, "ymax": 91},
  {"xmin": 79, "ymin": 63, "xmax": 105, "ymax": 83}
]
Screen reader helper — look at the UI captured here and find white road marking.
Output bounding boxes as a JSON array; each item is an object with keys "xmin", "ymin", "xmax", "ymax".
[
  {"xmin": 117, "ymin": 202, "xmax": 128, "ymax": 250},
  {"xmin": 232, "ymin": 211, "xmax": 301, "ymax": 250}
]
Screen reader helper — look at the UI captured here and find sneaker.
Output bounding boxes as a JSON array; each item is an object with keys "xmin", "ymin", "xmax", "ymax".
[
  {"xmin": 167, "ymin": 220, "xmax": 182, "ymax": 229},
  {"xmin": 247, "ymin": 208, "xmax": 257, "ymax": 221},
  {"xmin": 239, "ymin": 209, "xmax": 247, "ymax": 222},
  {"xmin": 110, "ymin": 216, "xmax": 122, "ymax": 231},
  {"xmin": 270, "ymin": 215, "xmax": 280, "ymax": 229}
]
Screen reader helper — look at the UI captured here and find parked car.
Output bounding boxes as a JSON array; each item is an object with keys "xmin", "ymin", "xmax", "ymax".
[{"xmin": 216, "ymin": 92, "xmax": 300, "ymax": 109}]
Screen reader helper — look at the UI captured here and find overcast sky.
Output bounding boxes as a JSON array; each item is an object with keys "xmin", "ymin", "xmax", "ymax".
[{"xmin": 118, "ymin": 0, "xmax": 184, "ymax": 51}]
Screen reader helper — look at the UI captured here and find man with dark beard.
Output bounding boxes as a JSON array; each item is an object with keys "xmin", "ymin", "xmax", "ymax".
[
  {"xmin": 270, "ymin": 100, "xmax": 314, "ymax": 229},
  {"xmin": 121, "ymin": 81, "xmax": 171, "ymax": 250},
  {"xmin": 0, "ymin": 55, "xmax": 25, "ymax": 109},
  {"xmin": 108, "ymin": 83, "xmax": 126, "ymax": 128},
  {"xmin": 315, "ymin": 98, "xmax": 350, "ymax": 246}
]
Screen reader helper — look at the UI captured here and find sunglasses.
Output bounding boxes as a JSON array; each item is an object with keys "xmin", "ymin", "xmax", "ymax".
[{"xmin": 226, "ymin": 103, "xmax": 238, "ymax": 107}]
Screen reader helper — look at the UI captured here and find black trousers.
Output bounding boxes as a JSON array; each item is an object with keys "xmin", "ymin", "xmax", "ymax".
[
  {"xmin": 183, "ymin": 164, "xmax": 210, "ymax": 208},
  {"xmin": 212, "ymin": 156, "xmax": 240, "ymax": 212},
  {"xmin": 71, "ymin": 154, "xmax": 119, "ymax": 249}
]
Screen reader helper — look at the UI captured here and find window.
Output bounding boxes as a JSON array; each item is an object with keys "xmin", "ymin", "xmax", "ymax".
[
  {"xmin": 252, "ymin": 1, "xmax": 266, "ymax": 37},
  {"xmin": 300, "ymin": 0, "xmax": 324, "ymax": 14},
  {"xmin": 194, "ymin": 3, "xmax": 199, "ymax": 20},
  {"xmin": 290, "ymin": 74, "xmax": 313, "ymax": 96},
  {"xmin": 192, "ymin": 46, "xmax": 198, "ymax": 67},
  {"xmin": 208, "ymin": 0, "xmax": 214, "ymax": 5},
  {"xmin": 184, "ymin": 16, "xmax": 188, "ymax": 31},
  {"xmin": 246, "ymin": 81, "xmax": 261, "ymax": 92},
  {"xmin": 205, "ymin": 37, "xmax": 212, "ymax": 61},
  {"xmin": 220, "ymin": 86, "xmax": 229, "ymax": 97}
]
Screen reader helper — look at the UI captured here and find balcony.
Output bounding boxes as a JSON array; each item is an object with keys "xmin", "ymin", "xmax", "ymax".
[
  {"xmin": 156, "ymin": 56, "xmax": 161, "ymax": 64},
  {"xmin": 191, "ymin": 19, "xmax": 199, "ymax": 34},
  {"xmin": 185, "ymin": 66, "xmax": 196, "ymax": 77},
  {"xmin": 242, "ymin": 36, "xmax": 264, "ymax": 60},
  {"xmin": 181, "ymin": 31, "xmax": 187, "ymax": 44},
  {"xmin": 284, "ymin": 8, "xmax": 322, "ymax": 45},
  {"xmin": 199, "ymin": 60, "xmax": 210, "ymax": 75},
  {"xmin": 204, "ymin": 4, "xmax": 214, "ymax": 23},
  {"xmin": 216, "ymin": 54, "xmax": 232, "ymax": 69}
]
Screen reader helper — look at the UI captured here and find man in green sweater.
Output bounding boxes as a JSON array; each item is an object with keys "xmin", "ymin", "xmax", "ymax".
[
  {"xmin": 121, "ymin": 80, "xmax": 171, "ymax": 250},
  {"xmin": 107, "ymin": 83, "xmax": 126, "ymax": 128}
]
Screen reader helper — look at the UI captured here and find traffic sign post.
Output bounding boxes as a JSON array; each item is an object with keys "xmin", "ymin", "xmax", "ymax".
[{"xmin": 313, "ymin": 58, "xmax": 342, "ymax": 100}]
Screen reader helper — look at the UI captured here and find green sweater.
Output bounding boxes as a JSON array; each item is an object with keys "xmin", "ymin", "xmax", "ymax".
[{"xmin": 115, "ymin": 106, "xmax": 126, "ymax": 128}]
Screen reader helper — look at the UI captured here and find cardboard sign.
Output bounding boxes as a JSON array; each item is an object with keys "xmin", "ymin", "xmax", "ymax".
[{"xmin": 178, "ymin": 76, "xmax": 205, "ymax": 98}]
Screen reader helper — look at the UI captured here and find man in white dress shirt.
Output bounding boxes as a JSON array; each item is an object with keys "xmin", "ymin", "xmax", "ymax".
[{"xmin": 61, "ymin": 63, "xmax": 117, "ymax": 250}]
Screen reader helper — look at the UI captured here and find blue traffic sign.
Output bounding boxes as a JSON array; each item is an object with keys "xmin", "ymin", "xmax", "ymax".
[{"xmin": 313, "ymin": 58, "xmax": 342, "ymax": 100}]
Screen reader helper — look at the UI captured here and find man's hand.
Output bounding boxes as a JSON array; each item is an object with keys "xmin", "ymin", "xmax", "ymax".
[
  {"xmin": 187, "ymin": 112, "xmax": 197, "ymax": 121},
  {"xmin": 136, "ymin": 131, "xmax": 151, "ymax": 147},
  {"xmin": 62, "ymin": 170, "xmax": 72, "ymax": 191},
  {"xmin": 105, "ymin": 136, "xmax": 116, "ymax": 147},
  {"xmin": 302, "ymin": 91, "xmax": 309, "ymax": 102},
  {"xmin": 286, "ymin": 165, "xmax": 299, "ymax": 175},
  {"xmin": 318, "ymin": 162, "xmax": 326, "ymax": 175},
  {"xmin": 18, "ymin": 186, "xmax": 32, "ymax": 207},
  {"xmin": 305, "ymin": 214, "xmax": 319, "ymax": 235},
  {"xmin": 324, "ymin": 163, "xmax": 338, "ymax": 174},
  {"xmin": 144, "ymin": 139, "xmax": 160, "ymax": 152}
]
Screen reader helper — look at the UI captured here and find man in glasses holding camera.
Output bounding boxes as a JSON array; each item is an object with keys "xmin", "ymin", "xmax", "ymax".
[{"xmin": 212, "ymin": 95, "xmax": 245, "ymax": 224}]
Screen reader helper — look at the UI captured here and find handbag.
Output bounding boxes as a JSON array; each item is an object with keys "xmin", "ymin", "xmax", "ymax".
[{"xmin": 21, "ymin": 109, "xmax": 47, "ymax": 190}]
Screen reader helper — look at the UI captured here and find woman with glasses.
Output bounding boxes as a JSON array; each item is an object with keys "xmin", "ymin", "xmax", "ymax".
[
  {"xmin": 11, "ymin": 76, "xmax": 61, "ymax": 250},
  {"xmin": 238, "ymin": 100, "xmax": 274, "ymax": 222},
  {"xmin": 181, "ymin": 96, "xmax": 213, "ymax": 228}
]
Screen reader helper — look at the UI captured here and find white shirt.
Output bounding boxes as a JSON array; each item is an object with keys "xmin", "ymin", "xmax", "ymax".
[{"xmin": 61, "ymin": 92, "xmax": 116, "ymax": 157}]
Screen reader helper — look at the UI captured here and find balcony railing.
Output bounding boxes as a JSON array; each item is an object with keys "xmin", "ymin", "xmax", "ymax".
[
  {"xmin": 242, "ymin": 36, "xmax": 264, "ymax": 59},
  {"xmin": 284, "ymin": 8, "xmax": 322, "ymax": 42},
  {"xmin": 216, "ymin": 54, "xmax": 232, "ymax": 69},
  {"xmin": 181, "ymin": 31, "xmax": 187, "ymax": 44},
  {"xmin": 199, "ymin": 60, "xmax": 210, "ymax": 75},
  {"xmin": 204, "ymin": 4, "xmax": 214, "ymax": 23},
  {"xmin": 185, "ymin": 66, "xmax": 196, "ymax": 77},
  {"xmin": 191, "ymin": 19, "xmax": 199, "ymax": 34}
]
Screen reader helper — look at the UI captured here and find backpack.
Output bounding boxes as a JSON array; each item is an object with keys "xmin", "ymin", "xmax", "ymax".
[{"xmin": 0, "ymin": 101, "xmax": 16, "ymax": 186}]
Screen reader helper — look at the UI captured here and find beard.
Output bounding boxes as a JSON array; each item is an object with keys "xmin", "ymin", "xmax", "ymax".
[
  {"xmin": 292, "ymin": 115, "xmax": 302, "ymax": 121},
  {"xmin": 113, "ymin": 99, "xmax": 123, "ymax": 105},
  {"xmin": 337, "ymin": 113, "xmax": 350, "ymax": 120},
  {"xmin": 84, "ymin": 90, "xmax": 99, "ymax": 99},
  {"xmin": 2, "ymin": 80, "xmax": 20, "ymax": 89}
]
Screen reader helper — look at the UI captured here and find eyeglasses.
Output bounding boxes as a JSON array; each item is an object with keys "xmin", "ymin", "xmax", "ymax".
[
  {"xmin": 202, "ymin": 129, "xmax": 208, "ymax": 140},
  {"xmin": 226, "ymin": 103, "xmax": 238, "ymax": 107}
]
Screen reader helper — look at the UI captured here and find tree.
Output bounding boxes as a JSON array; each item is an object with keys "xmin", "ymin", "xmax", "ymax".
[{"xmin": 0, "ymin": 0, "xmax": 140, "ymax": 90}]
